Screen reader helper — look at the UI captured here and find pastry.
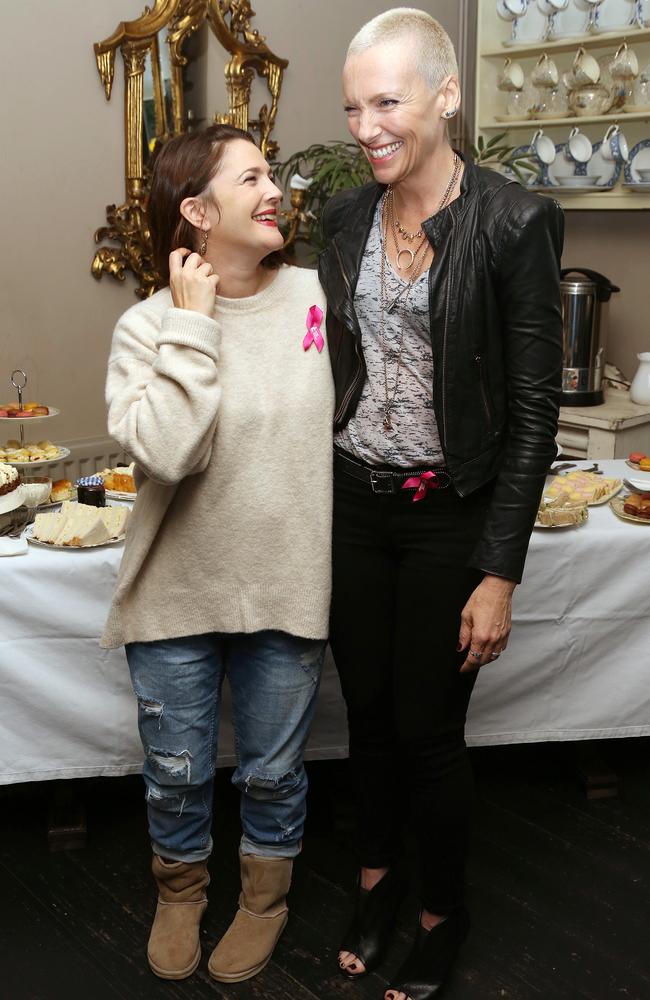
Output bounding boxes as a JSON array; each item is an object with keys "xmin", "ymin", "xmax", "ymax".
[
  {"xmin": 623, "ymin": 493, "xmax": 650, "ymax": 520},
  {"xmin": 0, "ymin": 462, "xmax": 20, "ymax": 497},
  {"xmin": 99, "ymin": 463, "xmax": 136, "ymax": 494},
  {"xmin": 628, "ymin": 452, "xmax": 646, "ymax": 465},
  {"xmin": 50, "ymin": 478, "xmax": 74, "ymax": 502},
  {"xmin": 0, "ymin": 438, "xmax": 62, "ymax": 462},
  {"xmin": 639, "ymin": 458, "xmax": 650, "ymax": 472}
]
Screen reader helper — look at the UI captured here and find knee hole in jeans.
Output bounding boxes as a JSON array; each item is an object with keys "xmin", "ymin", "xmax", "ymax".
[{"xmin": 233, "ymin": 767, "xmax": 304, "ymax": 801}]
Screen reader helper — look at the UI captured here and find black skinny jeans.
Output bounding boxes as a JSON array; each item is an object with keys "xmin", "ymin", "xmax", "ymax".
[{"xmin": 330, "ymin": 456, "xmax": 494, "ymax": 915}]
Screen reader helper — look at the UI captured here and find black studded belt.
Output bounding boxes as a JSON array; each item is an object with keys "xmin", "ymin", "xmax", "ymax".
[{"xmin": 334, "ymin": 449, "xmax": 450, "ymax": 496}]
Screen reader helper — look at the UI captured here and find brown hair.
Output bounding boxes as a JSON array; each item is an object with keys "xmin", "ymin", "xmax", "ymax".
[{"xmin": 148, "ymin": 124, "xmax": 284, "ymax": 284}]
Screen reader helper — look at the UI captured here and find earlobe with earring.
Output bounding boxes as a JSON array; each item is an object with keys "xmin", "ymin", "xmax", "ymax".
[
  {"xmin": 199, "ymin": 228, "xmax": 208, "ymax": 256},
  {"xmin": 443, "ymin": 108, "xmax": 457, "ymax": 120}
]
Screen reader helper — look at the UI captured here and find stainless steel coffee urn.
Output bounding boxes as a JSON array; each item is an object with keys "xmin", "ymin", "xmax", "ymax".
[{"xmin": 560, "ymin": 268, "xmax": 619, "ymax": 406}]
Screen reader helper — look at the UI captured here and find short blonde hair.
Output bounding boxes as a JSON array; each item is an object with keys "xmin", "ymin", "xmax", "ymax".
[{"xmin": 346, "ymin": 8, "xmax": 458, "ymax": 92}]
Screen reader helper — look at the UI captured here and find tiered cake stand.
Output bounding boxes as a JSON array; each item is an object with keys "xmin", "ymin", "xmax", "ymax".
[{"xmin": 1, "ymin": 369, "xmax": 70, "ymax": 470}]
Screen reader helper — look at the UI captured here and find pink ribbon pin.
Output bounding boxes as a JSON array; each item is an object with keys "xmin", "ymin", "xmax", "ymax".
[
  {"xmin": 303, "ymin": 305, "xmax": 324, "ymax": 353},
  {"xmin": 401, "ymin": 471, "xmax": 439, "ymax": 502}
]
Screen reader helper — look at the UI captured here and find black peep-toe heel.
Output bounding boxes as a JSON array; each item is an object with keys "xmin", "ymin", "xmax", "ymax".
[
  {"xmin": 385, "ymin": 905, "xmax": 470, "ymax": 999},
  {"xmin": 338, "ymin": 866, "xmax": 408, "ymax": 979}
]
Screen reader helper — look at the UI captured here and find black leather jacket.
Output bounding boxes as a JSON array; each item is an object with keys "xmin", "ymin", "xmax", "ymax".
[{"xmin": 318, "ymin": 156, "xmax": 564, "ymax": 583}]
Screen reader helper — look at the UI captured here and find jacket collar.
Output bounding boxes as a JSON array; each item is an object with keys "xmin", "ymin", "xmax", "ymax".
[{"xmin": 327, "ymin": 150, "xmax": 477, "ymax": 277}]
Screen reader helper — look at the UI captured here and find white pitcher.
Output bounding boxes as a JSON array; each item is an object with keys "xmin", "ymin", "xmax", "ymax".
[{"xmin": 630, "ymin": 353, "xmax": 650, "ymax": 405}]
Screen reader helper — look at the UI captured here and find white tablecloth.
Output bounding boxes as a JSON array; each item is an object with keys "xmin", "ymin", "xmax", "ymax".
[{"xmin": 1, "ymin": 461, "xmax": 649, "ymax": 785}]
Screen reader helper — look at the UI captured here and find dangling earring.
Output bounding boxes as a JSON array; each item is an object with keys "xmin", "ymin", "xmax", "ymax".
[
  {"xmin": 443, "ymin": 108, "xmax": 457, "ymax": 120},
  {"xmin": 199, "ymin": 228, "xmax": 208, "ymax": 256}
]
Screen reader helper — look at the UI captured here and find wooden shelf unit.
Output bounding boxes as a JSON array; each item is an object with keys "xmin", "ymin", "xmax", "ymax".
[{"xmin": 475, "ymin": 4, "xmax": 650, "ymax": 210}]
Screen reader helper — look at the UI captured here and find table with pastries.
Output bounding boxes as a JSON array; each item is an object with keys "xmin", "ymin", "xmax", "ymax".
[{"xmin": 1, "ymin": 460, "xmax": 649, "ymax": 787}]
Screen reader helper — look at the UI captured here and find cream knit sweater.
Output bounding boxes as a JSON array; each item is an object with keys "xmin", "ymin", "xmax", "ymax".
[{"xmin": 101, "ymin": 265, "xmax": 334, "ymax": 647}]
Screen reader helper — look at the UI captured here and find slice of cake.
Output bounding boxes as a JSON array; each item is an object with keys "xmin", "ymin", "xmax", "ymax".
[
  {"xmin": 57, "ymin": 505, "xmax": 110, "ymax": 546},
  {"xmin": 101, "ymin": 505, "xmax": 130, "ymax": 538},
  {"xmin": 33, "ymin": 509, "xmax": 69, "ymax": 543},
  {"xmin": 0, "ymin": 462, "xmax": 20, "ymax": 497}
]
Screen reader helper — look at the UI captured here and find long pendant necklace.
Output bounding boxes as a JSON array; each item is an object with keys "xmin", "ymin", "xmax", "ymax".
[{"xmin": 379, "ymin": 153, "xmax": 462, "ymax": 433}]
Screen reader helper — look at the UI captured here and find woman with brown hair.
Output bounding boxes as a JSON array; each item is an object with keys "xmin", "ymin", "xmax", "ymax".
[{"xmin": 101, "ymin": 124, "xmax": 334, "ymax": 983}]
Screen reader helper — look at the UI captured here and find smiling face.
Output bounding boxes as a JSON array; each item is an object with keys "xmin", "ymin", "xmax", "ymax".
[
  {"xmin": 342, "ymin": 41, "xmax": 457, "ymax": 187},
  {"xmin": 202, "ymin": 139, "xmax": 284, "ymax": 260}
]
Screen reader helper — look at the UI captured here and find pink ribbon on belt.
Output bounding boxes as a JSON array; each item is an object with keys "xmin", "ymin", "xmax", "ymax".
[
  {"xmin": 401, "ymin": 471, "xmax": 439, "ymax": 502},
  {"xmin": 303, "ymin": 304, "xmax": 324, "ymax": 353}
]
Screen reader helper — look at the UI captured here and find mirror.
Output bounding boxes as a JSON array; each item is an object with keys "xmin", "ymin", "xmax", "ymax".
[{"xmin": 92, "ymin": 0, "xmax": 288, "ymax": 299}]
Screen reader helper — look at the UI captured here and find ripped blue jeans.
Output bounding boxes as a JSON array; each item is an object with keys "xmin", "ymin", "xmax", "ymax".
[{"xmin": 125, "ymin": 631, "xmax": 324, "ymax": 864}]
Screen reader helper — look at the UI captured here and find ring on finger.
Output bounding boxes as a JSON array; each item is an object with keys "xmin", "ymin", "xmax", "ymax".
[
  {"xmin": 469, "ymin": 649, "xmax": 482, "ymax": 660},
  {"xmin": 490, "ymin": 651, "xmax": 500, "ymax": 660}
]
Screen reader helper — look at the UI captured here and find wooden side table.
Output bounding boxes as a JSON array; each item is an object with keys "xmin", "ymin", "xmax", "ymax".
[{"xmin": 557, "ymin": 394, "xmax": 650, "ymax": 460}]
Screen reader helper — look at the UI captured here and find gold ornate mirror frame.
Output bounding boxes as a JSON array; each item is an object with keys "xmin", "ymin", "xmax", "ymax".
[{"xmin": 92, "ymin": 0, "xmax": 288, "ymax": 298}]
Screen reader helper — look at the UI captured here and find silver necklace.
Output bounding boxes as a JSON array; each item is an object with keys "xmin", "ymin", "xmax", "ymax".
[{"xmin": 379, "ymin": 153, "xmax": 462, "ymax": 432}]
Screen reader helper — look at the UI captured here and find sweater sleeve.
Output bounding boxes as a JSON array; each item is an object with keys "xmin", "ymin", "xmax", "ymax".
[{"xmin": 105, "ymin": 303, "xmax": 222, "ymax": 486}]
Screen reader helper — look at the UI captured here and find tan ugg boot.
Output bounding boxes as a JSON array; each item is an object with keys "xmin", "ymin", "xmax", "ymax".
[
  {"xmin": 208, "ymin": 852, "xmax": 293, "ymax": 983},
  {"xmin": 147, "ymin": 854, "xmax": 209, "ymax": 980}
]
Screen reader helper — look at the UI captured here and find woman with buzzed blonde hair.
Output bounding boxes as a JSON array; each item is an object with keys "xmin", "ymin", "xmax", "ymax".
[{"xmin": 319, "ymin": 9, "xmax": 563, "ymax": 999}]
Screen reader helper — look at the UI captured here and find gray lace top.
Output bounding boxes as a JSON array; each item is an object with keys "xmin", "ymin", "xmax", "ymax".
[{"xmin": 335, "ymin": 201, "xmax": 444, "ymax": 468}]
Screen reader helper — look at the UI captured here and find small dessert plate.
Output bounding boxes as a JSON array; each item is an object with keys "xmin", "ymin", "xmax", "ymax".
[
  {"xmin": 6, "ymin": 446, "xmax": 71, "ymax": 467},
  {"xmin": 105, "ymin": 489, "xmax": 137, "ymax": 501},
  {"xmin": 0, "ymin": 407, "xmax": 60, "ymax": 422},
  {"xmin": 626, "ymin": 474, "xmax": 650, "ymax": 492},
  {"xmin": 609, "ymin": 496, "xmax": 650, "ymax": 525}
]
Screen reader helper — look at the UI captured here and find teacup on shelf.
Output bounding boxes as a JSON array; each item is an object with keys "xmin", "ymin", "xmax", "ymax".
[
  {"xmin": 565, "ymin": 126, "xmax": 593, "ymax": 174},
  {"xmin": 591, "ymin": 0, "xmax": 637, "ymax": 32},
  {"xmin": 530, "ymin": 128, "xmax": 557, "ymax": 165},
  {"xmin": 571, "ymin": 46, "xmax": 601, "ymax": 87},
  {"xmin": 574, "ymin": 0, "xmax": 603, "ymax": 34},
  {"xmin": 608, "ymin": 42, "xmax": 639, "ymax": 82},
  {"xmin": 497, "ymin": 0, "xmax": 527, "ymax": 21},
  {"xmin": 497, "ymin": 57, "xmax": 525, "ymax": 91},
  {"xmin": 549, "ymin": 0, "xmax": 592, "ymax": 36},
  {"xmin": 638, "ymin": 0, "xmax": 650, "ymax": 27},
  {"xmin": 601, "ymin": 124, "xmax": 629, "ymax": 163},
  {"xmin": 531, "ymin": 52, "xmax": 560, "ymax": 88},
  {"xmin": 537, "ymin": 0, "xmax": 570, "ymax": 11},
  {"xmin": 508, "ymin": 0, "xmax": 551, "ymax": 44}
]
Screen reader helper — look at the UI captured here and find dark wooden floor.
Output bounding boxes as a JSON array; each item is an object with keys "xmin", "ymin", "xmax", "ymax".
[{"xmin": 1, "ymin": 741, "xmax": 649, "ymax": 1000}]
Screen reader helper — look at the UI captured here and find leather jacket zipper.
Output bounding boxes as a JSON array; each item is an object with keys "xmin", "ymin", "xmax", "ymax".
[
  {"xmin": 440, "ymin": 210, "xmax": 457, "ymax": 449},
  {"xmin": 333, "ymin": 241, "xmax": 364, "ymax": 425},
  {"xmin": 474, "ymin": 354, "xmax": 494, "ymax": 431}
]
